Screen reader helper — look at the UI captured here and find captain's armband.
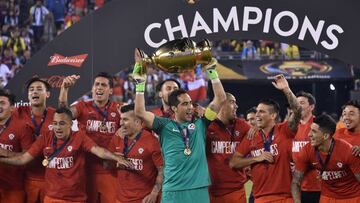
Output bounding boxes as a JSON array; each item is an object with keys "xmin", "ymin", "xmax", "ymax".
[{"xmin": 204, "ymin": 107, "xmax": 217, "ymax": 121}]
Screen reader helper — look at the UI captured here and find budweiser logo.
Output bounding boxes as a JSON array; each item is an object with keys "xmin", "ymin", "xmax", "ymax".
[{"xmin": 48, "ymin": 53, "xmax": 88, "ymax": 67}]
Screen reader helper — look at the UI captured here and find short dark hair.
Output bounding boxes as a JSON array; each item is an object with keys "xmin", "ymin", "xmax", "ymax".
[
  {"xmin": 246, "ymin": 106, "xmax": 257, "ymax": 115},
  {"xmin": 0, "ymin": 89, "xmax": 15, "ymax": 106},
  {"xmin": 120, "ymin": 103, "xmax": 135, "ymax": 113},
  {"xmin": 168, "ymin": 89, "xmax": 188, "ymax": 108},
  {"xmin": 343, "ymin": 100, "xmax": 360, "ymax": 112},
  {"xmin": 25, "ymin": 77, "xmax": 51, "ymax": 91},
  {"xmin": 313, "ymin": 113, "xmax": 336, "ymax": 136},
  {"xmin": 55, "ymin": 107, "xmax": 73, "ymax": 120},
  {"xmin": 258, "ymin": 99, "xmax": 280, "ymax": 115},
  {"xmin": 94, "ymin": 72, "xmax": 113, "ymax": 88},
  {"xmin": 156, "ymin": 79, "xmax": 181, "ymax": 92},
  {"xmin": 296, "ymin": 91, "xmax": 316, "ymax": 105}
]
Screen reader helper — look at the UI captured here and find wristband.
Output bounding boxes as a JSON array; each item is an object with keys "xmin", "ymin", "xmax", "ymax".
[
  {"xmin": 206, "ymin": 69, "xmax": 219, "ymax": 80},
  {"xmin": 135, "ymin": 83, "xmax": 145, "ymax": 92}
]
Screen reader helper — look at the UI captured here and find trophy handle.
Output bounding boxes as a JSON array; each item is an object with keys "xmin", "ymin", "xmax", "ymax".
[{"xmin": 195, "ymin": 39, "xmax": 212, "ymax": 65}]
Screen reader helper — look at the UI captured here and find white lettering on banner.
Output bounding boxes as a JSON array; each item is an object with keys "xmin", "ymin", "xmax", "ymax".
[
  {"xmin": 0, "ymin": 143, "xmax": 13, "ymax": 151},
  {"xmin": 321, "ymin": 170, "xmax": 347, "ymax": 180},
  {"xmin": 48, "ymin": 156, "xmax": 74, "ymax": 169},
  {"xmin": 292, "ymin": 141, "xmax": 309, "ymax": 152},
  {"xmin": 211, "ymin": 141, "xmax": 240, "ymax": 154},
  {"xmin": 86, "ymin": 120, "xmax": 116, "ymax": 133},
  {"xmin": 144, "ymin": 6, "xmax": 344, "ymax": 50},
  {"xmin": 250, "ymin": 144, "xmax": 279, "ymax": 157},
  {"xmin": 128, "ymin": 158, "xmax": 143, "ymax": 171}
]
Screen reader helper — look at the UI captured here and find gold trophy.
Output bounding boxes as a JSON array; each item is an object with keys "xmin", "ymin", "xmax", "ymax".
[{"xmin": 136, "ymin": 38, "xmax": 212, "ymax": 73}]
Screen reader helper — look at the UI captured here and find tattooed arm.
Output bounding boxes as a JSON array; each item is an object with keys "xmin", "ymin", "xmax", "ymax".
[
  {"xmin": 272, "ymin": 74, "xmax": 301, "ymax": 133},
  {"xmin": 291, "ymin": 170, "xmax": 304, "ymax": 203},
  {"xmin": 355, "ymin": 173, "xmax": 360, "ymax": 182},
  {"xmin": 142, "ymin": 166, "xmax": 163, "ymax": 203}
]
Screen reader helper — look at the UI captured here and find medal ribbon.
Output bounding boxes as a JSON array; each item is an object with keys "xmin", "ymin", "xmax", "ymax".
[
  {"xmin": 176, "ymin": 123, "xmax": 190, "ymax": 151},
  {"xmin": 123, "ymin": 129, "xmax": 143, "ymax": 159},
  {"xmin": 47, "ymin": 135, "xmax": 71, "ymax": 162},
  {"xmin": 92, "ymin": 101, "xmax": 110, "ymax": 125},
  {"xmin": 259, "ymin": 127, "xmax": 275, "ymax": 152},
  {"xmin": 31, "ymin": 108, "xmax": 48, "ymax": 137},
  {"xmin": 315, "ymin": 138, "xmax": 335, "ymax": 178}
]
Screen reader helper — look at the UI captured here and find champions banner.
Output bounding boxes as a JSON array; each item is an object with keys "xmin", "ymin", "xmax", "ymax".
[{"xmin": 6, "ymin": 0, "xmax": 360, "ymax": 106}]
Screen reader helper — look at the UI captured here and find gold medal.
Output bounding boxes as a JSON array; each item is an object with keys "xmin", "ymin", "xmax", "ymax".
[
  {"xmin": 100, "ymin": 123, "xmax": 107, "ymax": 131},
  {"xmin": 42, "ymin": 159, "xmax": 49, "ymax": 167},
  {"xmin": 184, "ymin": 148, "xmax": 192, "ymax": 156}
]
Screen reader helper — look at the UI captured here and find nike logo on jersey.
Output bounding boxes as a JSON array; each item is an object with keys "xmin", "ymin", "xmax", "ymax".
[{"xmin": 172, "ymin": 128, "xmax": 180, "ymax": 133}]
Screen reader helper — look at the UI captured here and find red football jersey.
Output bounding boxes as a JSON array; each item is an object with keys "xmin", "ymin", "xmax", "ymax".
[
  {"xmin": 75, "ymin": 100, "xmax": 121, "ymax": 173},
  {"xmin": 150, "ymin": 106, "xmax": 172, "ymax": 118},
  {"xmin": 334, "ymin": 128, "xmax": 360, "ymax": 146},
  {"xmin": 27, "ymin": 130, "xmax": 96, "ymax": 201},
  {"xmin": 236, "ymin": 122, "xmax": 294, "ymax": 198},
  {"xmin": 14, "ymin": 106, "xmax": 56, "ymax": 180},
  {"xmin": 0, "ymin": 117, "xmax": 33, "ymax": 190},
  {"xmin": 292, "ymin": 116, "xmax": 321, "ymax": 191},
  {"xmin": 206, "ymin": 118, "xmax": 250, "ymax": 196},
  {"xmin": 109, "ymin": 130, "xmax": 163, "ymax": 202},
  {"xmin": 295, "ymin": 139, "xmax": 360, "ymax": 199}
]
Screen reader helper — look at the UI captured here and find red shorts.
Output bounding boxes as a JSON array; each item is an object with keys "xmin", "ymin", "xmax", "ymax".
[
  {"xmin": 210, "ymin": 188, "xmax": 247, "ymax": 203},
  {"xmin": 320, "ymin": 195, "xmax": 360, "ymax": 203},
  {"xmin": 86, "ymin": 172, "xmax": 117, "ymax": 203},
  {"xmin": 25, "ymin": 178, "xmax": 46, "ymax": 203},
  {"xmin": 0, "ymin": 188, "xmax": 25, "ymax": 203},
  {"xmin": 255, "ymin": 195, "xmax": 293, "ymax": 203},
  {"xmin": 44, "ymin": 196, "xmax": 85, "ymax": 203}
]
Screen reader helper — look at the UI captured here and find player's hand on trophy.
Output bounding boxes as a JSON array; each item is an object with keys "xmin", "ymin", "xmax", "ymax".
[
  {"xmin": 61, "ymin": 75, "xmax": 80, "ymax": 89},
  {"xmin": 204, "ymin": 57, "xmax": 218, "ymax": 70},
  {"xmin": 204, "ymin": 58, "xmax": 219, "ymax": 80},
  {"xmin": 272, "ymin": 74, "xmax": 290, "ymax": 92}
]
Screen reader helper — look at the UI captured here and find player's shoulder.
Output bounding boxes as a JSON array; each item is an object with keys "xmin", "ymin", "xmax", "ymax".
[{"xmin": 14, "ymin": 105, "xmax": 30, "ymax": 116}]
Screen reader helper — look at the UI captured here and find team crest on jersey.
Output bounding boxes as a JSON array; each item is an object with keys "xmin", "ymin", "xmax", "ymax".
[
  {"xmin": 337, "ymin": 162, "xmax": 343, "ymax": 168},
  {"xmin": 48, "ymin": 125, "xmax": 53, "ymax": 130},
  {"xmin": 235, "ymin": 131, "xmax": 240, "ymax": 136},
  {"xmin": 8, "ymin": 133, "xmax": 15, "ymax": 140},
  {"xmin": 67, "ymin": 146, "xmax": 73, "ymax": 152},
  {"xmin": 138, "ymin": 148, "xmax": 144, "ymax": 154},
  {"xmin": 111, "ymin": 112, "xmax": 116, "ymax": 118},
  {"xmin": 188, "ymin": 123, "xmax": 195, "ymax": 130}
]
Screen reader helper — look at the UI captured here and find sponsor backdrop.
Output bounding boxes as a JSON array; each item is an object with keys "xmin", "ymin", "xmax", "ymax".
[
  {"xmin": 220, "ymin": 59, "xmax": 352, "ymax": 80},
  {"xmin": 6, "ymin": 0, "xmax": 360, "ymax": 106}
]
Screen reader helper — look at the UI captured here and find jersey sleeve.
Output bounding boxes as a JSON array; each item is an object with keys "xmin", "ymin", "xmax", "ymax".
[
  {"xmin": 108, "ymin": 136, "xmax": 118, "ymax": 153},
  {"xmin": 236, "ymin": 137, "xmax": 251, "ymax": 156},
  {"xmin": 73, "ymin": 100, "xmax": 85, "ymax": 119},
  {"xmin": 294, "ymin": 143, "xmax": 311, "ymax": 173},
  {"xmin": 19, "ymin": 124, "xmax": 35, "ymax": 151},
  {"xmin": 346, "ymin": 145, "xmax": 360, "ymax": 174},
  {"xmin": 238, "ymin": 119, "xmax": 251, "ymax": 140},
  {"xmin": 27, "ymin": 133, "xmax": 46, "ymax": 158},
  {"xmin": 151, "ymin": 135, "xmax": 163, "ymax": 167},
  {"xmin": 279, "ymin": 121, "xmax": 296, "ymax": 139},
  {"xmin": 80, "ymin": 131, "xmax": 97, "ymax": 152},
  {"xmin": 152, "ymin": 116, "xmax": 170, "ymax": 135}
]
